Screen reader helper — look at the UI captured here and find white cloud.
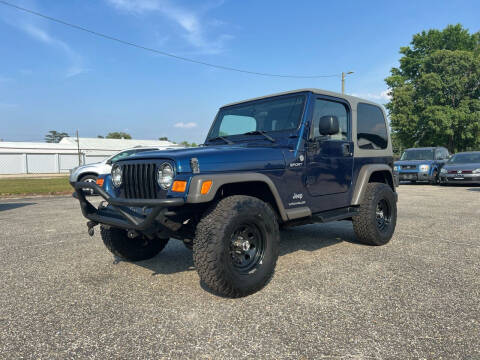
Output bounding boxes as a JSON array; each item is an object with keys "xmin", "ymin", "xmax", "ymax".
[
  {"xmin": 106, "ymin": 0, "xmax": 232, "ymax": 54},
  {"xmin": 174, "ymin": 121, "xmax": 197, "ymax": 129},
  {"xmin": 1, "ymin": 3, "xmax": 88, "ymax": 78},
  {"xmin": 351, "ymin": 90, "xmax": 391, "ymax": 102}
]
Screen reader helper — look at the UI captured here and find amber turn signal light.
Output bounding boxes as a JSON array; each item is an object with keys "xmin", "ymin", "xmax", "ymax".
[
  {"xmin": 171, "ymin": 180, "xmax": 187, "ymax": 192},
  {"xmin": 95, "ymin": 178, "xmax": 104, "ymax": 187},
  {"xmin": 200, "ymin": 180, "xmax": 213, "ymax": 195}
]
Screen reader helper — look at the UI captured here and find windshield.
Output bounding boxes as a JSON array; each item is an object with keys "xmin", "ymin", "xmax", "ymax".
[
  {"xmin": 207, "ymin": 94, "xmax": 306, "ymax": 141},
  {"xmin": 400, "ymin": 149, "xmax": 434, "ymax": 161},
  {"xmin": 448, "ymin": 153, "xmax": 480, "ymax": 164},
  {"xmin": 109, "ymin": 148, "xmax": 156, "ymax": 162}
]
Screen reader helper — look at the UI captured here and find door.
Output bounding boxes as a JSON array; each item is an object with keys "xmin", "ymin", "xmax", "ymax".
[{"xmin": 305, "ymin": 97, "xmax": 353, "ymax": 197}]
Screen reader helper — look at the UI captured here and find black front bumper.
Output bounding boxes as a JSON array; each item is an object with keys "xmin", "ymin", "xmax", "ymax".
[{"xmin": 72, "ymin": 182, "xmax": 185, "ymax": 231}]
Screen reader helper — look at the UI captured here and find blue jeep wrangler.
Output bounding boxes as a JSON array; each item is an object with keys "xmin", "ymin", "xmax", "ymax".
[
  {"xmin": 394, "ymin": 147, "xmax": 450, "ymax": 184},
  {"xmin": 72, "ymin": 89, "xmax": 398, "ymax": 297}
]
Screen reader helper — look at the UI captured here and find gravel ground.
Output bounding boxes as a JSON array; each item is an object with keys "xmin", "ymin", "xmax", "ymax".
[{"xmin": 0, "ymin": 184, "xmax": 479, "ymax": 359}]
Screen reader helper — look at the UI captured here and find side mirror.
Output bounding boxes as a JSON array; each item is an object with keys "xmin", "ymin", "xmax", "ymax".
[
  {"xmin": 319, "ymin": 115, "xmax": 339, "ymax": 136},
  {"xmin": 106, "ymin": 159, "xmax": 112, "ymax": 165}
]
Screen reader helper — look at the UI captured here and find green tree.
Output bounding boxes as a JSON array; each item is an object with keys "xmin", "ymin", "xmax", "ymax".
[
  {"xmin": 158, "ymin": 136, "xmax": 169, "ymax": 141},
  {"xmin": 106, "ymin": 132, "xmax": 132, "ymax": 139},
  {"xmin": 390, "ymin": 131, "xmax": 405, "ymax": 159},
  {"xmin": 45, "ymin": 130, "xmax": 69, "ymax": 143},
  {"xmin": 385, "ymin": 24, "xmax": 480, "ymax": 153},
  {"xmin": 179, "ymin": 141, "xmax": 198, "ymax": 147}
]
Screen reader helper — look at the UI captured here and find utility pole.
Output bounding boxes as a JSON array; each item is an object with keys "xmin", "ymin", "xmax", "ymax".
[
  {"xmin": 341, "ymin": 71, "xmax": 354, "ymax": 94},
  {"xmin": 76, "ymin": 130, "xmax": 82, "ymax": 166}
]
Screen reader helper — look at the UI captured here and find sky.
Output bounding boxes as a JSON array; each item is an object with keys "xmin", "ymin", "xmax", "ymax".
[{"xmin": 0, "ymin": 0, "xmax": 479, "ymax": 144}]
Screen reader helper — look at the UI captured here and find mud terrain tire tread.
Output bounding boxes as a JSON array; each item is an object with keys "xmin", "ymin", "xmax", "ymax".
[
  {"xmin": 101, "ymin": 226, "xmax": 169, "ymax": 261},
  {"xmin": 193, "ymin": 195, "xmax": 279, "ymax": 298},
  {"xmin": 352, "ymin": 182, "xmax": 397, "ymax": 246}
]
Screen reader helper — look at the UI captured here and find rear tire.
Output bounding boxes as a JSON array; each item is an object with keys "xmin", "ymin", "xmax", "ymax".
[
  {"xmin": 352, "ymin": 183, "xmax": 397, "ymax": 246},
  {"xmin": 193, "ymin": 195, "xmax": 280, "ymax": 298},
  {"xmin": 101, "ymin": 226, "xmax": 169, "ymax": 261}
]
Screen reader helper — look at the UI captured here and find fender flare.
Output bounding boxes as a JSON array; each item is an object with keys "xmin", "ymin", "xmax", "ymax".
[
  {"xmin": 351, "ymin": 164, "xmax": 395, "ymax": 205},
  {"xmin": 77, "ymin": 172, "xmax": 99, "ymax": 180},
  {"xmin": 186, "ymin": 173, "xmax": 292, "ymax": 221}
]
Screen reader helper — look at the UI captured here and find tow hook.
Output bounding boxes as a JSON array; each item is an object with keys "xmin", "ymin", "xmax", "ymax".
[{"xmin": 87, "ymin": 221, "xmax": 98, "ymax": 237}]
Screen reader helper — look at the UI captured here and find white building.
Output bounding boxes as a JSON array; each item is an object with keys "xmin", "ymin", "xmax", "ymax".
[{"xmin": 0, "ymin": 137, "xmax": 179, "ymax": 175}]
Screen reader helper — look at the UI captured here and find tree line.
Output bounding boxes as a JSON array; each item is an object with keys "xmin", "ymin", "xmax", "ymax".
[
  {"xmin": 44, "ymin": 130, "xmax": 198, "ymax": 147},
  {"xmin": 386, "ymin": 24, "xmax": 480, "ymax": 154}
]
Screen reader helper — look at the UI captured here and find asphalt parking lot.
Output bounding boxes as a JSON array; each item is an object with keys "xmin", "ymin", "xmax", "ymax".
[{"xmin": 0, "ymin": 185, "xmax": 479, "ymax": 359}]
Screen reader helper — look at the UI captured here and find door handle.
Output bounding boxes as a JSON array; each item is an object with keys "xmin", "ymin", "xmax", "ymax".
[{"xmin": 342, "ymin": 143, "xmax": 352, "ymax": 157}]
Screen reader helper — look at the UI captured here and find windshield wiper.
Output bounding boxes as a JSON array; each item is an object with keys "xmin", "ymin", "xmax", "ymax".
[
  {"xmin": 207, "ymin": 136, "xmax": 234, "ymax": 145},
  {"xmin": 242, "ymin": 130, "xmax": 276, "ymax": 143}
]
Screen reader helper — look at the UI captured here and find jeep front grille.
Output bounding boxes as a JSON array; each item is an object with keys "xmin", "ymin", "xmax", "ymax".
[
  {"xmin": 123, "ymin": 163, "xmax": 158, "ymax": 199},
  {"xmin": 401, "ymin": 165, "xmax": 416, "ymax": 170}
]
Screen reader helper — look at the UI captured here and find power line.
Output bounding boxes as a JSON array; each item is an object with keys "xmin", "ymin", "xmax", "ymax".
[{"xmin": 0, "ymin": 0, "xmax": 341, "ymax": 79}]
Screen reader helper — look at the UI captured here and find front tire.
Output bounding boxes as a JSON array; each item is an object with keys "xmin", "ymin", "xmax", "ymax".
[
  {"xmin": 352, "ymin": 183, "xmax": 397, "ymax": 246},
  {"xmin": 79, "ymin": 174, "xmax": 97, "ymax": 195},
  {"xmin": 101, "ymin": 226, "xmax": 169, "ymax": 261},
  {"xmin": 193, "ymin": 195, "xmax": 280, "ymax": 298}
]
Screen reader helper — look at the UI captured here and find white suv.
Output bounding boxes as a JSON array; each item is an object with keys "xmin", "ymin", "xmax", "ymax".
[{"xmin": 70, "ymin": 147, "xmax": 167, "ymax": 194}]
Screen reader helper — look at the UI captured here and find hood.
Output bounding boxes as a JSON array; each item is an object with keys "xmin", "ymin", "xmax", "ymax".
[
  {"xmin": 394, "ymin": 159, "xmax": 436, "ymax": 166},
  {"xmin": 442, "ymin": 162, "xmax": 480, "ymax": 171},
  {"xmin": 126, "ymin": 144, "xmax": 287, "ymax": 173},
  {"xmin": 76, "ymin": 160, "xmax": 104, "ymax": 170}
]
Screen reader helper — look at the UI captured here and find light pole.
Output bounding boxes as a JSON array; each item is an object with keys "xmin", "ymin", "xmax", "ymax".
[{"xmin": 341, "ymin": 71, "xmax": 354, "ymax": 94}]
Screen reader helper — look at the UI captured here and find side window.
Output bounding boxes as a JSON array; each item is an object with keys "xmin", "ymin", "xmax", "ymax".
[
  {"xmin": 357, "ymin": 103, "xmax": 388, "ymax": 149},
  {"xmin": 443, "ymin": 149, "xmax": 450, "ymax": 159},
  {"xmin": 435, "ymin": 149, "xmax": 442, "ymax": 160},
  {"xmin": 312, "ymin": 99, "xmax": 348, "ymax": 140}
]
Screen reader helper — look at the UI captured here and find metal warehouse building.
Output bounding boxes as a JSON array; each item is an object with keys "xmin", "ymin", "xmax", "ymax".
[{"xmin": 0, "ymin": 137, "xmax": 178, "ymax": 175}]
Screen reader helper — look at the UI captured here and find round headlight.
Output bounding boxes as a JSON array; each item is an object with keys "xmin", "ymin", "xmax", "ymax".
[
  {"xmin": 419, "ymin": 164, "xmax": 430, "ymax": 172},
  {"xmin": 111, "ymin": 164, "xmax": 123, "ymax": 187},
  {"xmin": 393, "ymin": 166, "xmax": 398, "ymax": 172},
  {"xmin": 157, "ymin": 163, "xmax": 174, "ymax": 190}
]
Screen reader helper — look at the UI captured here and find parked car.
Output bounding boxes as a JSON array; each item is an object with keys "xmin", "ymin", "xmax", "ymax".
[
  {"xmin": 69, "ymin": 147, "xmax": 167, "ymax": 194},
  {"xmin": 439, "ymin": 151, "xmax": 480, "ymax": 185},
  {"xmin": 394, "ymin": 147, "xmax": 450, "ymax": 184},
  {"xmin": 71, "ymin": 89, "xmax": 398, "ymax": 297}
]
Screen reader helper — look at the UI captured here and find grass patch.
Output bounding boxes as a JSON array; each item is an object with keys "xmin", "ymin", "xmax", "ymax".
[{"xmin": 0, "ymin": 177, "xmax": 72, "ymax": 197}]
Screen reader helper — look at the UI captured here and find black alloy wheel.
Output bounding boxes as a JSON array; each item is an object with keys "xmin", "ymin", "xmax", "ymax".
[
  {"xmin": 229, "ymin": 223, "xmax": 265, "ymax": 274},
  {"xmin": 375, "ymin": 199, "xmax": 392, "ymax": 232}
]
